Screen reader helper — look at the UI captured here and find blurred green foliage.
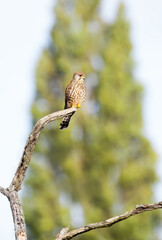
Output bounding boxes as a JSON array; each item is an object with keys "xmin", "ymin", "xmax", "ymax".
[{"xmin": 23, "ymin": 1, "xmax": 158, "ymax": 240}]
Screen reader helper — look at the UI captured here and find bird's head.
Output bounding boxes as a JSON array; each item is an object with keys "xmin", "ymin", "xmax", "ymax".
[{"xmin": 73, "ymin": 71, "xmax": 85, "ymax": 82}]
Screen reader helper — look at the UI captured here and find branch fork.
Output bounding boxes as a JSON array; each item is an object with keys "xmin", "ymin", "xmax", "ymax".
[{"xmin": 0, "ymin": 107, "xmax": 161, "ymax": 240}]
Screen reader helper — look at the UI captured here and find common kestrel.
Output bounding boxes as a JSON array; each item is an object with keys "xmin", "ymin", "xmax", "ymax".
[{"xmin": 59, "ymin": 71, "xmax": 86, "ymax": 130}]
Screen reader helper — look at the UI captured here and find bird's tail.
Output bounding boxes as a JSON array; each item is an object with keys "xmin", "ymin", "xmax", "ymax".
[{"xmin": 59, "ymin": 112, "xmax": 75, "ymax": 130}]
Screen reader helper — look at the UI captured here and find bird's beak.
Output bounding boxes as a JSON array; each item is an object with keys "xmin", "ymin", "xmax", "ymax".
[{"xmin": 81, "ymin": 75, "xmax": 85, "ymax": 80}]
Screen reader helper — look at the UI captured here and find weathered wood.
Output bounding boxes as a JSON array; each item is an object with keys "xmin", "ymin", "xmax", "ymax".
[
  {"xmin": 0, "ymin": 108, "xmax": 77, "ymax": 240},
  {"xmin": 56, "ymin": 202, "xmax": 162, "ymax": 240},
  {"xmin": 8, "ymin": 188, "xmax": 27, "ymax": 240},
  {"xmin": 10, "ymin": 108, "xmax": 77, "ymax": 192},
  {"xmin": 56, "ymin": 226, "xmax": 70, "ymax": 240},
  {"xmin": 0, "ymin": 107, "xmax": 162, "ymax": 240},
  {"xmin": 0, "ymin": 186, "xmax": 8, "ymax": 197}
]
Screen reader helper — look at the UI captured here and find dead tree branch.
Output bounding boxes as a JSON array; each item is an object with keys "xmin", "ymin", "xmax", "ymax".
[
  {"xmin": 10, "ymin": 107, "xmax": 77, "ymax": 192},
  {"xmin": 56, "ymin": 202, "xmax": 162, "ymax": 240},
  {"xmin": 0, "ymin": 107, "xmax": 162, "ymax": 240},
  {"xmin": 0, "ymin": 107, "xmax": 77, "ymax": 240}
]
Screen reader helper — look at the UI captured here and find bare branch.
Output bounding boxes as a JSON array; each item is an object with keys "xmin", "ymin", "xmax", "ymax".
[
  {"xmin": 0, "ymin": 108, "xmax": 77, "ymax": 240},
  {"xmin": 0, "ymin": 186, "xmax": 9, "ymax": 197},
  {"xmin": 57, "ymin": 201, "xmax": 162, "ymax": 240},
  {"xmin": 10, "ymin": 107, "xmax": 77, "ymax": 191},
  {"xmin": 56, "ymin": 226, "xmax": 70, "ymax": 240},
  {"xmin": 8, "ymin": 189, "xmax": 27, "ymax": 240},
  {"xmin": 1, "ymin": 107, "xmax": 162, "ymax": 240},
  {"xmin": 0, "ymin": 186, "xmax": 27, "ymax": 239}
]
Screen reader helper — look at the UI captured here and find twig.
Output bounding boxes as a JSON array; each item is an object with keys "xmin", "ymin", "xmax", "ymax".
[
  {"xmin": 56, "ymin": 201, "xmax": 162, "ymax": 240},
  {"xmin": 56, "ymin": 226, "xmax": 70, "ymax": 240},
  {"xmin": 0, "ymin": 186, "xmax": 8, "ymax": 197}
]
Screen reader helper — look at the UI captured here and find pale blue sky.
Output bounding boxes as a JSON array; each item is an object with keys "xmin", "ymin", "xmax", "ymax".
[{"xmin": 0, "ymin": 1, "xmax": 162, "ymax": 239}]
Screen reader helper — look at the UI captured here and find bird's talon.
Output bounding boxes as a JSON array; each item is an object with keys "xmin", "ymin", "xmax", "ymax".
[
  {"xmin": 77, "ymin": 104, "xmax": 81, "ymax": 108},
  {"xmin": 72, "ymin": 104, "xmax": 77, "ymax": 108}
]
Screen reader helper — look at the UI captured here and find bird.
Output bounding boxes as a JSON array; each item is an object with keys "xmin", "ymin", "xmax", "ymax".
[{"xmin": 59, "ymin": 71, "xmax": 86, "ymax": 130}]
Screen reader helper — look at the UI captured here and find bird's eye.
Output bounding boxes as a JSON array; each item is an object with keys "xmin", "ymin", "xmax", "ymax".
[{"xmin": 79, "ymin": 74, "xmax": 82, "ymax": 77}]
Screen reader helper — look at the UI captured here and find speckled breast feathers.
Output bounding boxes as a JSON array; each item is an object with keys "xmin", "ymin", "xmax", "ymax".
[{"xmin": 59, "ymin": 71, "xmax": 86, "ymax": 130}]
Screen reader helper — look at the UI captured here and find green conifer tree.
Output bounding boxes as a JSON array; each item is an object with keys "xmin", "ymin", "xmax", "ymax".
[
  {"xmin": 95, "ymin": 5, "xmax": 158, "ymax": 240},
  {"xmin": 23, "ymin": 2, "xmax": 158, "ymax": 240}
]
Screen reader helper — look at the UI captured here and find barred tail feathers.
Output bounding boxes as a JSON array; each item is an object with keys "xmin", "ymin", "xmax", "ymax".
[{"xmin": 59, "ymin": 112, "xmax": 75, "ymax": 130}]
